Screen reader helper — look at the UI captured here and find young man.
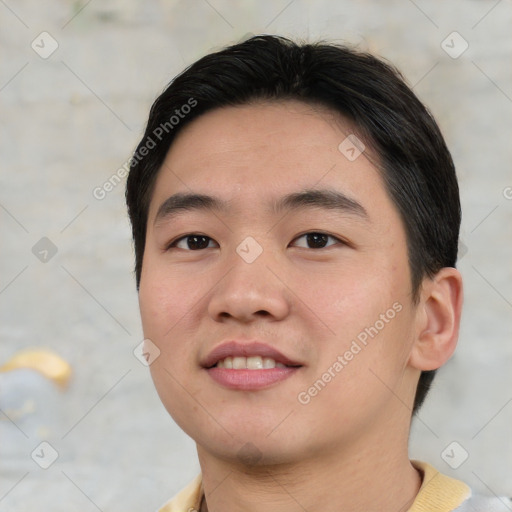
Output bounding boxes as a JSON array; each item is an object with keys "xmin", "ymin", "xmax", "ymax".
[{"xmin": 126, "ymin": 35, "xmax": 509, "ymax": 511}]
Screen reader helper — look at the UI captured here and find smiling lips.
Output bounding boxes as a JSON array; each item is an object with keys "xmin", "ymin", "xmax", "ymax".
[
  {"xmin": 216, "ymin": 355, "xmax": 287, "ymax": 369},
  {"xmin": 202, "ymin": 341, "xmax": 302, "ymax": 390}
]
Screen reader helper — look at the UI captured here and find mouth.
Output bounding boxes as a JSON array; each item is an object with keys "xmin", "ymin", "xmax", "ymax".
[
  {"xmin": 210, "ymin": 355, "xmax": 297, "ymax": 370},
  {"xmin": 202, "ymin": 341, "xmax": 303, "ymax": 390}
]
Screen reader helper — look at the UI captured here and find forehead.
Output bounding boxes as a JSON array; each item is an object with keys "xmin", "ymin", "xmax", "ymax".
[
  {"xmin": 147, "ymin": 100, "xmax": 393, "ymax": 223},
  {"xmin": 166, "ymin": 100, "xmax": 363, "ymax": 168}
]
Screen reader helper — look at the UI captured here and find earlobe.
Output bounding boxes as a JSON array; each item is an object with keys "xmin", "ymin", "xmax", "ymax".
[{"xmin": 408, "ymin": 268, "xmax": 464, "ymax": 371}]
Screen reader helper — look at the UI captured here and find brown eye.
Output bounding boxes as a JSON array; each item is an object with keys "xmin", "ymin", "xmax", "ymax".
[
  {"xmin": 292, "ymin": 232, "xmax": 341, "ymax": 249},
  {"xmin": 168, "ymin": 234, "xmax": 216, "ymax": 250}
]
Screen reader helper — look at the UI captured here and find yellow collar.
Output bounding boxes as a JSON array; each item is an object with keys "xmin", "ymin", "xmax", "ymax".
[
  {"xmin": 408, "ymin": 460, "xmax": 471, "ymax": 512},
  {"xmin": 158, "ymin": 460, "xmax": 471, "ymax": 512}
]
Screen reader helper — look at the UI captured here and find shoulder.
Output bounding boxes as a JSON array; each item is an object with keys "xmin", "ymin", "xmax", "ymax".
[
  {"xmin": 157, "ymin": 473, "xmax": 203, "ymax": 512},
  {"xmin": 453, "ymin": 494, "xmax": 512, "ymax": 511},
  {"xmin": 410, "ymin": 460, "xmax": 511, "ymax": 512}
]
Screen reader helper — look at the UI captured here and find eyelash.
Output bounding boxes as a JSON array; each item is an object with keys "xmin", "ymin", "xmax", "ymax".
[{"xmin": 166, "ymin": 232, "xmax": 346, "ymax": 251}]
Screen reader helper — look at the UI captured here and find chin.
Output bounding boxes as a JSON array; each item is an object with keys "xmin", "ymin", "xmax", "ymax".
[
  {"xmin": 198, "ymin": 437, "xmax": 305, "ymax": 468},
  {"xmin": 194, "ymin": 419, "xmax": 312, "ymax": 462}
]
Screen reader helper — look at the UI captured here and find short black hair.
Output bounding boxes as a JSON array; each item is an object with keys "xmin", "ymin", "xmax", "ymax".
[{"xmin": 126, "ymin": 34, "xmax": 461, "ymax": 415}]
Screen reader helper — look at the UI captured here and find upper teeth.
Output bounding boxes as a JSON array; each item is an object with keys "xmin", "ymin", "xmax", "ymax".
[{"xmin": 215, "ymin": 356, "xmax": 286, "ymax": 369}]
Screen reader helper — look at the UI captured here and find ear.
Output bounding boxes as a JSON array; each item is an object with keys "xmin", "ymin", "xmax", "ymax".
[{"xmin": 408, "ymin": 267, "xmax": 463, "ymax": 371}]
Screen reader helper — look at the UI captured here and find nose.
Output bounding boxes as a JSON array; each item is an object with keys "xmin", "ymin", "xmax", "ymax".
[{"xmin": 207, "ymin": 243, "xmax": 291, "ymax": 324}]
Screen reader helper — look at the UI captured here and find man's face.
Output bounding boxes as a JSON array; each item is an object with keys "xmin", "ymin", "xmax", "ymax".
[{"xmin": 139, "ymin": 101, "xmax": 421, "ymax": 464}]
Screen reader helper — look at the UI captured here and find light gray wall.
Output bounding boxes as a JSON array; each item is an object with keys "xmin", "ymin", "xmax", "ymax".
[{"xmin": 1, "ymin": 1, "xmax": 511, "ymax": 510}]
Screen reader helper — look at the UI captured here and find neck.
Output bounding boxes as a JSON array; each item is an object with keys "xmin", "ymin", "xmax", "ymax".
[{"xmin": 197, "ymin": 432, "xmax": 421, "ymax": 512}]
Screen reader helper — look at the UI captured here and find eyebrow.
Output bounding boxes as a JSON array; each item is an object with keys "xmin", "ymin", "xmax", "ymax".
[{"xmin": 154, "ymin": 188, "xmax": 369, "ymax": 226}]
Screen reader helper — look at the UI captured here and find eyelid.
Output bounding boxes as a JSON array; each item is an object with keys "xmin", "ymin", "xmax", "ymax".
[
  {"xmin": 166, "ymin": 233, "xmax": 218, "ymax": 251},
  {"xmin": 290, "ymin": 231, "xmax": 347, "ymax": 249},
  {"xmin": 166, "ymin": 231, "xmax": 349, "ymax": 251}
]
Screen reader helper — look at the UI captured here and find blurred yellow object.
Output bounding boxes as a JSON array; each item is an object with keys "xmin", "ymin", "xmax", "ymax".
[{"xmin": 0, "ymin": 349, "xmax": 72, "ymax": 389}]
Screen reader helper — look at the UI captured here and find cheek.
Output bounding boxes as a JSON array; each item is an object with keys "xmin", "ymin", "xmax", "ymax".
[
  {"xmin": 310, "ymin": 262, "xmax": 398, "ymax": 325},
  {"xmin": 306, "ymin": 255, "xmax": 413, "ymax": 376},
  {"xmin": 297, "ymin": 307, "xmax": 415, "ymax": 434},
  {"xmin": 138, "ymin": 257, "xmax": 208, "ymax": 378},
  {"xmin": 139, "ymin": 261, "xmax": 193, "ymax": 338},
  {"xmin": 139, "ymin": 267, "xmax": 204, "ymax": 424}
]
